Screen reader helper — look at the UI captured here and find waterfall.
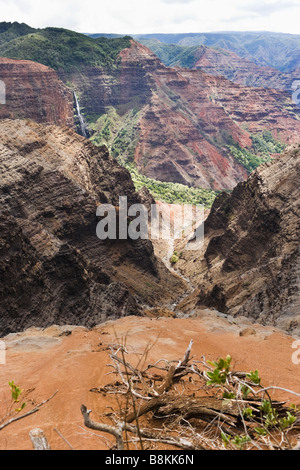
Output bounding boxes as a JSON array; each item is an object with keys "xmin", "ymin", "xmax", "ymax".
[{"xmin": 74, "ymin": 91, "xmax": 88, "ymax": 138}]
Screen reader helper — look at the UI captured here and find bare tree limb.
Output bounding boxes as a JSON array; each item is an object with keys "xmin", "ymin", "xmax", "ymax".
[
  {"xmin": 81, "ymin": 405, "xmax": 124, "ymax": 450},
  {"xmin": 0, "ymin": 390, "xmax": 58, "ymax": 432}
]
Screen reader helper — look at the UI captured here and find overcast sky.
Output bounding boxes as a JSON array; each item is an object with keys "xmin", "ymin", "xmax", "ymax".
[{"xmin": 0, "ymin": 0, "xmax": 299, "ymax": 35}]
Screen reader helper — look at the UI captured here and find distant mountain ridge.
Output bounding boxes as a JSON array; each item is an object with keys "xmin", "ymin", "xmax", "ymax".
[
  {"xmin": 0, "ymin": 22, "xmax": 132, "ymax": 70},
  {"xmin": 137, "ymin": 40, "xmax": 300, "ymax": 92},
  {"xmin": 132, "ymin": 31, "xmax": 300, "ymax": 72},
  {"xmin": 86, "ymin": 31, "xmax": 300, "ymax": 72}
]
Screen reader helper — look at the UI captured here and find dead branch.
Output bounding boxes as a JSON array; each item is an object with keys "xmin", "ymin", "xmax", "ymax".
[
  {"xmin": 83, "ymin": 341, "xmax": 300, "ymax": 450},
  {"xmin": 124, "ymin": 421, "xmax": 205, "ymax": 450},
  {"xmin": 81, "ymin": 405, "xmax": 124, "ymax": 450},
  {"xmin": 54, "ymin": 427, "xmax": 74, "ymax": 450},
  {"xmin": 81, "ymin": 404, "xmax": 205, "ymax": 450},
  {"xmin": 0, "ymin": 390, "xmax": 58, "ymax": 432}
]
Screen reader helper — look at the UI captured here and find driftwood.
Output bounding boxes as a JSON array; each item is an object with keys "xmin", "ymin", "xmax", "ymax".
[
  {"xmin": 29, "ymin": 428, "xmax": 51, "ymax": 450},
  {"xmin": 82, "ymin": 341, "xmax": 300, "ymax": 450},
  {"xmin": 81, "ymin": 404, "xmax": 205, "ymax": 450}
]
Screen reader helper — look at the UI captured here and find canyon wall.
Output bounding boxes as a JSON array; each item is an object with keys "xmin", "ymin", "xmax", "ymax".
[
  {"xmin": 0, "ymin": 58, "xmax": 74, "ymax": 127},
  {"xmin": 177, "ymin": 143, "xmax": 300, "ymax": 335},
  {"xmin": 0, "ymin": 119, "xmax": 184, "ymax": 336},
  {"xmin": 60, "ymin": 41, "xmax": 300, "ymax": 190}
]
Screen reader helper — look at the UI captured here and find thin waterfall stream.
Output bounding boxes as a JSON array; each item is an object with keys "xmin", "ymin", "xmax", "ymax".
[{"xmin": 74, "ymin": 91, "xmax": 88, "ymax": 138}]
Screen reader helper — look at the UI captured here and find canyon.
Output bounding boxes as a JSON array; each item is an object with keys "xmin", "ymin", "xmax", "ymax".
[
  {"xmin": 0, "ymin": 25, "xmax": 299, "ymax": 336},
  {"xmin": 0, "ymin": 24, "xmax": 299, "ymax": 450},
  {"xmin": 60, "ymin": 40, "xmax": 300, "ymax": 190},
  {"xmin": 0, "ymin": 118, "xmax": 299, "ymax": 337},
  {"xmin": 0, "ymin": 24, "xmax": 299, "ymax": 191}
]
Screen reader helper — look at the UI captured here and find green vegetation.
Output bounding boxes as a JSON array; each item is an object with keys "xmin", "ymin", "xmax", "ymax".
[
  {"xmin": 90, "ymin": 107, "xmax": 217, "ymax": 207},
  {"xmin": 8, "ymin": 381, "xmax": 26, "ymax": 413},
  {"xmin": 206, "ymin": 355, "xmax": 232, "ymax": 386},
  {"xmin": 139, "ymin": 39, "xmax": 235, "ymax": 69},
  {"xmin": 127, "ymin": 164, "xmax": 218, "ymax": 207},
  {"xmin": 227, "ymin": 131, "xmax": 286, "ymax": 172},
  {"xmin": 139, "ymin": 40, "xmax": 203, "ymax": 68},
  {"xmin": 90, "ymin": 106, "xmax": 141, "ymax": 164},
  {"xmin": 251, "ymin": 130, "xmax": 286, "ymax": 155},
  {"xmin": 0, "ymin": 23, "xmax": 132, "ymax": 70},
  {"xmin": 206, "ymin": 355, "xmax": 299, "ymax": 450},
  {"xmin": 170, "ymin": 251, "xmax": 179, "ymax": 264}
]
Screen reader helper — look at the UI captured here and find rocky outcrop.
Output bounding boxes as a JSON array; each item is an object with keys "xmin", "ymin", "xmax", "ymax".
[
  {"xmin": 61, "ymin": 41, "xmax": 300, "ymax": 190},
  {"xmin": 0, "ymin": 58, "xmax": 74, "ymax": 127},
  {"xmin": 0, "ymin": 119, "xmax": 184, "ymax": 336},
  {"xmin": 177, "ymin": 143, "xmax": 300, "ymax": 335}
]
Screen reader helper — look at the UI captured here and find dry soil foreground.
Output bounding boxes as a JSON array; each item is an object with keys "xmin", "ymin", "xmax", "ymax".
[{"xmin": 0, "ymin": 313, "xmax": 299, "ymax": 450}]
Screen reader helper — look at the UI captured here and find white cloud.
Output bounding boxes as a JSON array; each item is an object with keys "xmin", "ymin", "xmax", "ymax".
[{"xmin": 0, "ymin": 0, "xmax": 299, "ymax": 34}]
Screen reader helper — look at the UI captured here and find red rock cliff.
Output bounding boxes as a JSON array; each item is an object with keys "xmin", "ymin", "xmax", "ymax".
[
  {"xmin": 59, "ymin": 41, "xmax": 300, "ymax": 190},
  {"xmin": 0, "ymin": 58, "xmax": 74, "ymax": 127}
]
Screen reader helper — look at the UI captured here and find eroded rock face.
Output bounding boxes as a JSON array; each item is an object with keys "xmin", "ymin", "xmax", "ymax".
[
  {"xmin": 178, "ymin": 143, "xmax": 300, "ymax": 335},
  {"xmin": 60, "ymin": 41, "xmax": 300, "ymax": 190},
  {"xmin": 0, "ymin": 119, "xmax": 184, "ymax": 336},
  {"xmin": 2, "ymin": 42, "xmax": 299, "ymax": 192},
  {"xmin": 177, "ymin": 45, "xmax": 299, "ymax": 92},
  {"xmin": 0, "ymin": 58, "xmax": 74, "ymax": 127}
]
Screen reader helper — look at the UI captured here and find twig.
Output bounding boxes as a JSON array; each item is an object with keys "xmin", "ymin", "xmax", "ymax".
[
  {"xmin": 253, "ymin": 386, "xmax": 300, "ymax": 398},
  {"xmin": 0, "ymin": 390, "xmax": 58, "ymax": 431},
  {"xmin": 54, "ymin": 427, "xmax": 75, "ymax": 450}
]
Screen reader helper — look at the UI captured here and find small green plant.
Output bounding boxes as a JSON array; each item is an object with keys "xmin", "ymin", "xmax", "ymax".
[
  {"xmin": 170, "ymin": 253, "xmax": 179, "ymax": 264},
  {"xmin": 280, "ymin": 411, "xmax": 296, "ymax": 430},
  {"xmin": 254, "ymin": 427, "xmax": 268, "ymax": 436},
  {"xmin": 8, "ymin": 381, "xmax": 26, "ymax": 413},
  {"xmin": 241, "ymin": 384, "xmax": 251, "ymax": 399},
  {"xmin": 241, "ymin": 369, "xmax": 261, "ymax": 399},
  {"xmin": 260, "ymin": 400, "xmax": 278, "ymax": 428},
  {"xmin": 221, "ymin": 432, "xmax": 251, "ymax": 450},
  {"xmin": 231, "ymin": 435, "xmax": 251, "ymax": 450},
  {"xmin": 242, "ymin": 407, "xmax": 254, "ymax": 419},
  {"xmin": 206, "ymin": 355, "xmax": 232, "ymax": 386},
  {"xmin": 246, "ymin": 370, "xmax": 261, "ymax": 385},
  {"xmin": 221, "ymin": 431, "xmax": 231, "ymax": 448}
]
